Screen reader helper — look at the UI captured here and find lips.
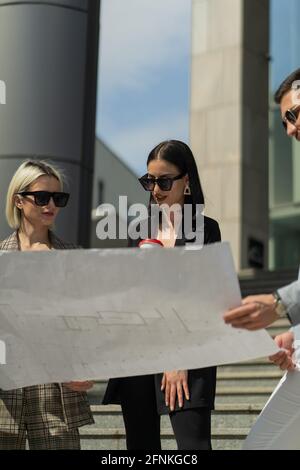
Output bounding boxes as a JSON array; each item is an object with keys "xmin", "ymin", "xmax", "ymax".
[{"xmin": 42, "ymin": 212, "xmax": 54, "ymax": 217}]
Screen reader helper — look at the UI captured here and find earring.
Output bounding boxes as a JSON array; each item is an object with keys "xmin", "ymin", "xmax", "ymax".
[{"xmin": 184, "ymin": 185, "xmax": 191, "ymax": 196}]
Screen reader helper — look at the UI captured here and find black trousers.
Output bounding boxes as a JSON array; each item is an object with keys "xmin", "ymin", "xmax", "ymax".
[{"xmin": 119, "ymin": 375, "xmax": 212, "ymax": 450}]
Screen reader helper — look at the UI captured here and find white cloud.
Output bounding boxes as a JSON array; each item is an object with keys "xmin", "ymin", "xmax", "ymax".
[
  {"xmin": 99, "ymin": 111, "xmax": 189, "ymax": 175},
  {"xmin": 99, "ymin": 0, "xmax": 192, "ymax": 93}
]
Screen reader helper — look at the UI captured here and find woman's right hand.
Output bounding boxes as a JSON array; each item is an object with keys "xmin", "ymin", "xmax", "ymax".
[
  {"xmin": 269, "ymin": 331, "xmax": 296, "ymax": 371},
  {"xmin": 161, "ymin": 370, "xmax": 190, "ymax": 412},
  {"xmin": 63, "ymin": 380, "xmax": 94, "ymax": 392}
]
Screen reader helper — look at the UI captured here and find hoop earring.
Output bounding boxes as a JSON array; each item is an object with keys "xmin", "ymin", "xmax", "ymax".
[{"xmin": 184, "ymin": 185, "xmax": 191, "ymax": 196}]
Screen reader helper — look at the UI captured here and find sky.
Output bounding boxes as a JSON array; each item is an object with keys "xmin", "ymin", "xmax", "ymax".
[
  {"xmin": 96, "ymin": 0, "xmax": 192, "ymax": 176},
  {"xmin": 270, "ymin": 0, "xmax": 300, "ymax": 92},
  {"xmin": 95, "ymin": 0, "xmax": 298, "ymax": 177}
]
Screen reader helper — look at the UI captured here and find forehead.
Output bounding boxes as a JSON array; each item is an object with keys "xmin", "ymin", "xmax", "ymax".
[
  {"xmin": 147, "ymin": 159, "xmax": 179, "ymax": 175},
  {"xmin": 29, "ymin": 175, "xmax": 61, "ymax": 191},
  {"xmin": 280, "ymin": 90, "xmax": 300, "ymax": 116}
]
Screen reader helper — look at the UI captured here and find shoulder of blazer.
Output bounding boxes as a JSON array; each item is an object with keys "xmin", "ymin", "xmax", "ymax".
[
  {"xmin": 204, "ymin": 216, "xmax": 221, "ymax": 245},
  {"xmin": 0, "ymin": 232, "xmax": 19, "ymax": 251},
  {"xmin": 0, "ymin": 231, "xmax": 78, "ymax": 250}
]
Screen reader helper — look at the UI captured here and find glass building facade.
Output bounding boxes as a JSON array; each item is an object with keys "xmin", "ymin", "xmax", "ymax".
[{"xmin": 269, "ymin": 0, "xmax": 300, "ymax": 269}]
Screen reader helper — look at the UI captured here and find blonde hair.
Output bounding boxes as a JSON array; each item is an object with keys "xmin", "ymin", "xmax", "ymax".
[{"xmin": 6, "ymin": 160, "xmax": 65, "ymax": 229}]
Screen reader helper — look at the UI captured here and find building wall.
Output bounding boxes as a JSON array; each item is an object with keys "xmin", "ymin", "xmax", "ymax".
[
  {"xmin": 0, "ymin": 0, "xmax": 99, "ymax": 245},
  {"xmin": 91, "ymin": 139, "xmax": 148, "ymax": 248},
  {"xmin": 190, "ymin": 0, "xmax": 270, "ymax": 271}
]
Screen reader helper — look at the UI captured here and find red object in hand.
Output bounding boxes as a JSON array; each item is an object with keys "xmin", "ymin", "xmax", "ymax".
[{"xmin": 138, "ymin": 239, "xmax": 164, "ymax": 248}]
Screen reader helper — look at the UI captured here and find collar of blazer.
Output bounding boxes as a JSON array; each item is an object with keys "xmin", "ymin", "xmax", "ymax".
[{"xmin": 0, "ymin": 231, "xmax": 76, "ymax": 251}]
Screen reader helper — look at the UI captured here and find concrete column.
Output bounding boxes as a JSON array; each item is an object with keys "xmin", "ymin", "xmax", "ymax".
[
  {"xmin": 0, "ymin": 0, "xmax": 100, "ymax": 246},
  {"xmin": 190, "ymin": 0, "xmax": 269, "ymax": 270}
]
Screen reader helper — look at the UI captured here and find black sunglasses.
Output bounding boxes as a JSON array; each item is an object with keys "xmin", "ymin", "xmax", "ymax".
[
  {"xmin": 282, "ymin": 105, "xmax": 300, "ymax": 130},
  {"xmin": 17, "ymin": 191, "xmax": 70, "ymax": 207},
  {"xmin": 139, "ymin": 173, "xmax": 186, "ymax": 192}
]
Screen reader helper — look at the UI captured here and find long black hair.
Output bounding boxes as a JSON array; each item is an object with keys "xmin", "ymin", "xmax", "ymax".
[{"xmin": 146, "ymin": 140, "xmax": 205, "ymax": 209}]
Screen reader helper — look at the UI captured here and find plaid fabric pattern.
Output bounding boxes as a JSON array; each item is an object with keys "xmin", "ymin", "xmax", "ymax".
[
  {"xmin": 0, "ymin": 231, "xmax": 94, "ymax": 440},
  {"xmin": 0, "ymin": 428, "xmax": 80, "ymax": 450}
]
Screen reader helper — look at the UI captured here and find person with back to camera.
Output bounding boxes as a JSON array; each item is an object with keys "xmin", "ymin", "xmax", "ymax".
[
  {"xmin": 103, "ymin": 140, "xmax": 221, "ymax": 450},
  {"xmin": 0, "ymin": 160, "xmax": 94, "ymax": 450}
]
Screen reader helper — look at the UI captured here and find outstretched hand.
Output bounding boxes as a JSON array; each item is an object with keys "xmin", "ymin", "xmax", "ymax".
[{"xmin": 223, "ymin": 295, "xmax": 279, "ymax": 331}]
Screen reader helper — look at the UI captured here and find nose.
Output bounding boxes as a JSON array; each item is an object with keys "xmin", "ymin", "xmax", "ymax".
[
  {"xmin": 45, "ymin": 197, "xmax": 56, "ymax": 210},
  {"xmin": 153, "ymin": 181, "xmax": 162, "ymax": 195},
  {"xmin": 286, "ymin": 121, "xmax": 298, "ymax": 138}
]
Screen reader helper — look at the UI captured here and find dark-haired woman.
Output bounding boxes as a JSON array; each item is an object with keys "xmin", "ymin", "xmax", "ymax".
[{"xmin": 103, "ymin": 140, "xmax": 221, "ymax": 450}]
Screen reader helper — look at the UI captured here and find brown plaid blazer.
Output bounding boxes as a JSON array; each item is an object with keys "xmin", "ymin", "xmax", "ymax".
[{"xmin": 0, "ymin": 231, "xmax": 94, "ymax": 434}]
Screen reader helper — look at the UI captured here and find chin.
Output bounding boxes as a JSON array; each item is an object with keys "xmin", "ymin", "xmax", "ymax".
[{"xmin": 41, "ymin": 219, "xmax": 55, "ymax": 227}]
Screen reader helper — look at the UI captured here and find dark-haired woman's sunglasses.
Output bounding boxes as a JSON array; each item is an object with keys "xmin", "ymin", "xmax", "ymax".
[
  {"xmin": 17, "ymin": 191, "xmax": 70, "ymax": 207},
  {"xmin": 282, "ymin": 105, "xmax": 300, "ymax": 130},
  {"xmin": 139, "ymin": 173, "xmax": 185, "ymax": 192}
]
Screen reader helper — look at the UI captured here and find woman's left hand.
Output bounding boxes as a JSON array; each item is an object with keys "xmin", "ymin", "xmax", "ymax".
[
  {"xmin": 161, "ymin": 370, "xmax": 189, "ymax": 411},
  {"xmin": 63, "ymin": 381, "xmax": 94, "ymax": 392}
]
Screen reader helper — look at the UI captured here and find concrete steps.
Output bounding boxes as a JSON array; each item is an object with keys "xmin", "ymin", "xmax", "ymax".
[
  {"xmin": 89, "ymin": 403, "xmax": 261, "ymax": 428},
  {"xmin": 79, "ymin": 404, "xmax": 262, "ymax": 449},
  {"xmin": 80, "ymin": 427, "xmax": 249, "ymax": 450}
]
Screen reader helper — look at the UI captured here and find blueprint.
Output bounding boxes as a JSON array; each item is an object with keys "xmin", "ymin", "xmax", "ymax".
[{"xmin": 0, "ymin": 242, "xmax": 278, "ymax": 390}]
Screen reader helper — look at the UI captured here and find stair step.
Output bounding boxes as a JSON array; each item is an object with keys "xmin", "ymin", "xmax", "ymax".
[
  {"xmin": 216, "ymin": 386, "xmax": 274, "ymax": 394},
  {"xmin": 219, "ymin": 365, "xmax": 278, "ymax": 373},
  {"xmin": 217, "ymin": 371, "xmax": 283, "ymax": 379},
  {"xmin": 80, "ymin": 427, "xmax": 249, "ymax": 450},
  {"xmin": 88, "ymin": 404, "xmax": 261, "ymax": 431},
  {"xmin": 80, "ymin": 436, "xmax": 245, "ymax": 451},
  {"xmin": 80, "ymin": 427, "xmax": 249, "ymax": 439},
  {"xmin": 90, "ymin": 403, "xmax": 263, "ymax": 414}
]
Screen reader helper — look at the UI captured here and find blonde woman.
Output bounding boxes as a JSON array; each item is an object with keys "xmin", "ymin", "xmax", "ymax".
[{"xmin": 0, "ymin": 160, "xmax": 94, "ymax": 450}]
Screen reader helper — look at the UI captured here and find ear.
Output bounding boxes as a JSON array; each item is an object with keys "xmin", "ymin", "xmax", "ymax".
[
  {"xmin": 14, "ymin": 194, "xmax": 23, "ymax": 210},
  {"xmin": 184, "ymin": 175, "xmax": 190, "ymax": 187}
]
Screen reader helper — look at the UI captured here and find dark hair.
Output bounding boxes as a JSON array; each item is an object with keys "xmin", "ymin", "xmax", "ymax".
[
  {"xmin": 274, "ymin": 68, "xmax": 300, "ymax": 104},
  {"xmin": 146, "ymin": 140, "xmax": 205, "ymax": 207}
]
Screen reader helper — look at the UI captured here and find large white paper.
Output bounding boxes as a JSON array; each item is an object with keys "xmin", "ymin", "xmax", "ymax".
[
  {"xmin": 243, "ymin": 370, "xmax": 300, "ymax": 450},
  {"xmin": 243, "ymin": 325, "xmax": 300, "ymax": 450},
  {"xmin": 0, "ymin": 242, "xmax": 278, "ymax": 390}
]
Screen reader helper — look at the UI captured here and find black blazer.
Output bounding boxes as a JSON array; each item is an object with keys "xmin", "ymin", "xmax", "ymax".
[{"xmin": 103, "ymin": 216, "xmax": 221, "ymax": 414}]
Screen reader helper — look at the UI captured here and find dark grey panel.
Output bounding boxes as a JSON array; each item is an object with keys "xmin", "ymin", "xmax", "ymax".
[
  {"xmin": 0, "ymin": 5, "xmax": 87, "ymax": 161},
  {"xmin": 0, "ymin": 1, "xmax": 88, "ymax": 11}
]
